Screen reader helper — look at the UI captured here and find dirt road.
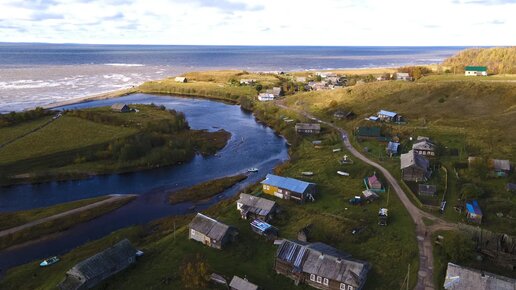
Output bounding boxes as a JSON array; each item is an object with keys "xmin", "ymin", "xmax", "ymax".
[{"xmin": 277, "ymin": 103, "xmax": 457, "ymax": 290}]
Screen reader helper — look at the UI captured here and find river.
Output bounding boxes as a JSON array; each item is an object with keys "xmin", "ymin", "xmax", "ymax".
[{"xmin": 0, "ymin": 94, "xmax": 289, "ymax": 274}]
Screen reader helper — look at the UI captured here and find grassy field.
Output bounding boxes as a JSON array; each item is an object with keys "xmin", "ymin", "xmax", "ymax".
[
  {"xmin": 0, "ymin": 195, "xmax": 136, "ymax": 250},
  {"xmin": 0, "ymin": 116, "xmax": 54, "ymax": 145},
  {"xmin": 169, "ymin": 174, "xmax": 248, "ymax": 204},
  {"xmin": 0, "ymin": 196, "xmax": 109, "ymax": 231},
  {"xmin": 0, "ymin": 105, "xmax": 231, "ymax": 185},
  {"xmin": 290, "ymin": 68, "xmax": 397, "ymax": 77},
  {"xmin": 0, "ymin": 106, "xmax": 419, "ymax": 290},
  {"xmin": 418, "ymin": 74, "xmax": 516, "ymax": 82}
]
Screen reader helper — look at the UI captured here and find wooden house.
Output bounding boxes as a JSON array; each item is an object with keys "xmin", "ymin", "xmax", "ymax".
[
  {"xmin": 175, "ymin": 76, "xmax": 187, "ymax": 83},
  {"xmin": 58, "ymin": 239, "xmax": 137, "ymax": 290},
  {"xmin": 236, "ymin": 193, "xmax": 278, "ymax": 221},
  {"xmin": 395, "ymin": 72, "xmax": 412, "ymax": 81},
  {"xmin": 488, "ymin": 159, "xmax": 511, "ymax": 177},
  {"xmin": 111, "ymin": 103, "xmax": 130, "ymax": 113},
  {"xmin": 412, "ymin": 137, "xmax": 436, "ymax": 157},
  {"xmin": 464, "ymin": 66, "xmax": 487, "ymax": 76},
  {"xmin": 466, "ymin": 200, "xmax": 483, "ymax": 224},
  {"xmin": 401, "ymin": 150, "xmax": 431, "ymax": 182},
  {"xmin": 377, "ymin": 110, "xmax": 399, "ymax": 122},
  {"xmin": 333, "ymin": 110, "xmax": 355, "ymax": 120},
  {"xmin": 355, "ymin": 126, "xmax": 381, "ymax": 141},
  {"xmin": 444, "ymin": 262, "xmax": 516, "ymax": 289},
  {"xmin": 229, "ymin": 276, "xmax": 260, "ymax": 290},
  {"xmin": 188, "ymin": 213, "xmax": 238, "ymax": 250},
  {"xmin": 261, "ymin": 174, "xmax": 316, "ymax": 202},
  {"xmin": 295, "ymin": 123, "xmax": 321, "ymax": 134},
  {"xmin": 274, "ymin": 240, "xmax": 369, "ymax": 290},
  {"xmin": 418, "ymin": 184, "xmax": 437, "ymax": 196}
]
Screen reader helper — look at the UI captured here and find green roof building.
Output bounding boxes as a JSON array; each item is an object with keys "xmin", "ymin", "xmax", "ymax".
[{"xmin": 464, "ymin": 66, "xmax": 488, "ymax": 76}]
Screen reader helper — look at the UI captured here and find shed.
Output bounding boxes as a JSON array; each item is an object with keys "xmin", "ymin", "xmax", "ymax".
[
  {"xmin": 506, "ymin": 183, "xmax": 516, "ymax": 192},
  {"xmin": 230, "ymin": 276, "xmax": 260, "ymax": 290},
  {"xmin": 396, "ymin": 72, "xmax": 412, "ymax": 81},
  {"xmin": 250, "ymin": 219, "xmax": 278, "ymax": 240},
  {"xmin": 295, "ymin": 123, "xmax": 321, "ymax": 134},
  {"xmin": 266, "ymin": 87, "xmax": 282, "ymax": 97},
  {"xmin": 465, "ymin": 200, "xmax": 483, "ymax": 224},
  {"xmin": 365, "ymin": 174, "xmax": 383, "ymax": 192},
  {"xmin": 418, "ymin": 184, "xmax": 437, "ymax": 196},
  {"xmin": 386, "ymin": 141, "xmax": 400, "ymax": 156},
  {"xmin": 261, "ymin": 174, "xmax": 316, "ymax": 202},
  {"xmin": 111, "ymin": 103, "xmax": 130, "ymax": 113},
  {"xmin": 444, "ymin": 262, "xmax": 515, "ymax": 289},
  {"xmin": 489, "ymin": 159, "xmax": 511, "ymax": 176},
  {"xmin": 175, "ymin": 76, "xmax": 187, "ymax": 83},
  {"xmin": 58, "ymin": 239, "xmax": 137, "ymax": 290},
  {"xmin": 362, "ymin": 190, "xmax": 379, "ymax": 201},
  {"xmin": 236, "ymin": 193, "xmax": 277, "ymax": 221},
  {"xmin": 257, "ymin": 93, "xmax": 275, "ymax": 102},
  {"xmin": 464, "ymin": 66, "xmax": 488, "ymax": 76},
  {"xmin": 188, "ymin": 213, "xmax": 237, "ymax": 249},
  {"xmin": 334, "ymin": 110, "xmax": 355, "ymax": 120},
  {"xmin": 377, "ymin": 110, "xmax": 398, "ymax": 122}
]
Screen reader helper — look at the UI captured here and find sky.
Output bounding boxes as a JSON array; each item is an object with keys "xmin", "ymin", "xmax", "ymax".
[{"xmin": 0, "ymin": 0, "xmax": 514, "ymax": 45}]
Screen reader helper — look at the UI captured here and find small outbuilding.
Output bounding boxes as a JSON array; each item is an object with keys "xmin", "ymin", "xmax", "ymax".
[
  {"xmin": 111, "ymin": 103, "xmax": 131, "ymax": 113},
  {"xmin": 236, "ymin": 193, "xmax": 278, "ymax": 221},
  {"xmin": 295, "ymin": 123, "xmax": 321, "ymax": 134},
  {"xmin": 506, "ymin": 183, "xmax": 516, "ymax": 192},
  {"xmin": 250, "ymin": 219, "xmax": 278, "ymax": 240},
  {"xmin": 229, "ymin": 276, "xmax": 260, "ymax": 290},
  {"xmin": 58, "ymin": 239, "xmax": 137, "ymax": 290},
  {"xmin": 377, "ymin": 110, "xmax": 399, "ymax": 122},
  {"xmin": 175, "ymin": 76, "xmax": 187, "ymax": 83},
  {"xmin": 465, "ymin": 200, "xmax": 483, "ymax": 224},
  {"xmin": 364, "ymin": 174, "xmax": 384, "ymax": 192},
  {"xmin": 188, "ymin": 213, "xmax": 238, "ymax": 250},
  {"xmin": 418, "ymin": 184, "xmax": 437, "ymax": 196},
  {"xmin": 464, "ymin": 66, "xmax": 488, "ymax": 76},
  {"xmin": 257, "ymin": 93, "xmax": 275, "ymax": 102},
  {"xmin": 395, "ymin": 72, "xmax": 412, "ymax": 81},
  {"xmin": 333, "ymin": 110, "xmax": 355, "ymax": 120},
  {"xmin": 386, "ymin": 141, "xmax": 400, "ymax": 156},
  {"xmin": 489, "ymin": 159, "xmax": 511, "ymax": 177}
]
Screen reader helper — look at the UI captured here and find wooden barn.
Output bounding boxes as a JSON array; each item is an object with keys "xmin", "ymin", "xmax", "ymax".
[
  {"xmin": 261, "ymin": 174, "xmax": 316, "ymax": 202},
  {"xmin": 274, "ymin": 240, "xmax": 370, "ymax": 290},
  {"xmin": 236, "ymin": 193, "xmax": 278, "ymax": 221},
  {"xmin": 111, "ymin": 103, "xmax": 131, "ymax": 113},
  {"xmin": 188, "ymin": 213, "xmax": 238, "ymax": 250},
  {"xmin": 58, "ymin": 239, "xmax": 137, "ymax": 290}
]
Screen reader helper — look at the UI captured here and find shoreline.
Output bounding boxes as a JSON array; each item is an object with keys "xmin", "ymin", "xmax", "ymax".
[{"xmin": 41, "ymin": 87, "xmax": 137, "ymax": 110}]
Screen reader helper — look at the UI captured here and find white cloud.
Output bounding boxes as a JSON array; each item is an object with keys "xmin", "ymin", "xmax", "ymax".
[{"xmin": 0, "ymin": 0, "xmax": 514, "ymax": 45}]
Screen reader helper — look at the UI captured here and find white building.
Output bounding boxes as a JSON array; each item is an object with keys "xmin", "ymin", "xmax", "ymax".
[
  {"xmin": 258, "ymin": 93, "xmax": 275, "ymax": 101},
  {"xmin": 464, "ymin": 66, "xmax": 488, "ymax": 76}
]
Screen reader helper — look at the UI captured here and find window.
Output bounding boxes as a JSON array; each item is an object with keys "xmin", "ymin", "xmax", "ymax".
[
  {"xmin": 316, "ymin": 276, "xmax": 322, "ymax": 283},
  {"xmin": 323, "ymin": 278, "xmax": 329, "ymax": 286},
  {"xmin": 310, "ymin": 274, "xmax": 315, "ymax": 281},
  {"xmin": 340, "ymin": 283, "xmax": 346, "ymax": 290},
  {"xmin": 190, "ymin": 229, "xmax": 196, "ymax": 235},
  {"xmin": 348, "ymin": 286, "xmax": 354, "ymax": 290}
]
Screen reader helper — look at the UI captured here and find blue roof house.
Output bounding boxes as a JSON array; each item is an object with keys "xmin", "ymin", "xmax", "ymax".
[
  {"xmin": 261, "ymin": 174, "xmax": 316, "ymax": 202},
  {"xmin": 466, "ymin": 200, "xmax": 483, "ymax": 224}
]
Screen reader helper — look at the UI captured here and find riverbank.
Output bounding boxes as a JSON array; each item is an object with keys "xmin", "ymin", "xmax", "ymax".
[
  {"xmin": 169, "ymin": 174, "xmax": 248, "ymax": 204},
  {"xmin": 0, "ymin": 195, "xmax": 136, "ymax": 250}
]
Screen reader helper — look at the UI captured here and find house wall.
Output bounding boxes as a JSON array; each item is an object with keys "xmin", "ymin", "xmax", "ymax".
[
  {"xmin": 296, "ymin": 128, "xmax": 320, "ymax": 134},
  {"xmin": 414, "ymin": 149, "xmax": 435, "ymax": 157},
  {"xmin": 402, "ymin": 167, "xmax": 427, "ymax": 182},
  {"xmin": 465, "ymin": 71, "xmax": 487, "ymax": 76},
  {"xmin": 275, "ymin": 259, "xmax": 302, "ymax": 285}
]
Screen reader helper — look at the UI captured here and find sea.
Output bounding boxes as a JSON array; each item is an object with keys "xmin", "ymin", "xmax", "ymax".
[{"xmin": 0, "ymin": 43, "xmax": 466, "ymax": 113}]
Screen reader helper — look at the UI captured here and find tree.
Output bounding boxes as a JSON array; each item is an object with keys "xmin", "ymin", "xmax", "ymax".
[
  {"xmin": 443, "ymin": 232, "xmax": 475, "ymax": 263},
  {"xmin": 180, "ymin": 254, "xmax": 210, "ymax": 289}
]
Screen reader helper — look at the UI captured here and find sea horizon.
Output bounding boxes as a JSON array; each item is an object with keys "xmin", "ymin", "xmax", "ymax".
[{"xmin": 0, "ymin": 43, "xmax": 467, "ymax": 112}]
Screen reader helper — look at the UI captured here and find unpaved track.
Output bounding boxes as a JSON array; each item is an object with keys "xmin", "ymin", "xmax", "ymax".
[
  {"xmin": 277, "ymin": 103, "xmax": 456, "ymax": 290},
  {"xmin": 0, "ymin": 194, "xmax": 135, "ymax": 238}
]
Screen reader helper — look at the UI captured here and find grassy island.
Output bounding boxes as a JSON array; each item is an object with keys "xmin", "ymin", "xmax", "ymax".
[
  {"xmin": 0, "ymin": 104, "xmax": 230, "ymax": 185},
  {"xmin": 168, "ymin": 174, "xmax": 248, "ymax": 204}
]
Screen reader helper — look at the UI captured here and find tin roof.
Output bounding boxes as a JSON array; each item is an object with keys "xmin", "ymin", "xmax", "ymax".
[
  {"xmin": 229, "ymin": 276, "xmax": 259, "ymax": 290},
  {"xmin": 444, "ymin": 262, "xmax": 515, "ymax": 289},
  {"xmin": 251, "ymin": 219, "xmax": 273, "ymax": 232},
  {"xmin": 413, "ymin": 139, "xmax": 436, "ymax": 151},
  {"xmin": 378, "ymin": 110, "xmax": 397, "ymax": 117},
  {"xmin": 237, "ymin": 194, "xmax": 276, "ymax": 217},
  {"xmin": 387, "ymin": 141, "xmax": 400, "ymax": 152},
  {"xmin": 189, "ymin": 213, "xmax": 232, "ymax": 241},
  {"xmin": 261, "ymin": 174, "xmax": 314, "ymax": 194}
]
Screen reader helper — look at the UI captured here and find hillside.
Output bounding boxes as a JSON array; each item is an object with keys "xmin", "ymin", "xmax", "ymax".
[
  {"xmin": 285, "ymin": 81, "xmax": 516, "ymax": 159},
  {"xmin": 443, "ymin": 47, "xmax": 516, "ymax": 74}
]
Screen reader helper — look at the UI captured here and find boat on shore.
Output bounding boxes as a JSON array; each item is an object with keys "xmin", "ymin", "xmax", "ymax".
[
  {"xmin": 337, "ymin": 171, "xmax": 349, "ymax": 176},
  {"xmin": 40, "ymin": 256, "xmax": 60, "ymax": 267},
  {"xmin": 301, "ymin": 171, "xmax": 314, "ymax": 176},
  {"xmin": 332, "ymin": 148, "xmax": 342, "ymax": 152},
  {"xmin": 247, "ymin": 168, "xmax": 259, "ymax": 173}
]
